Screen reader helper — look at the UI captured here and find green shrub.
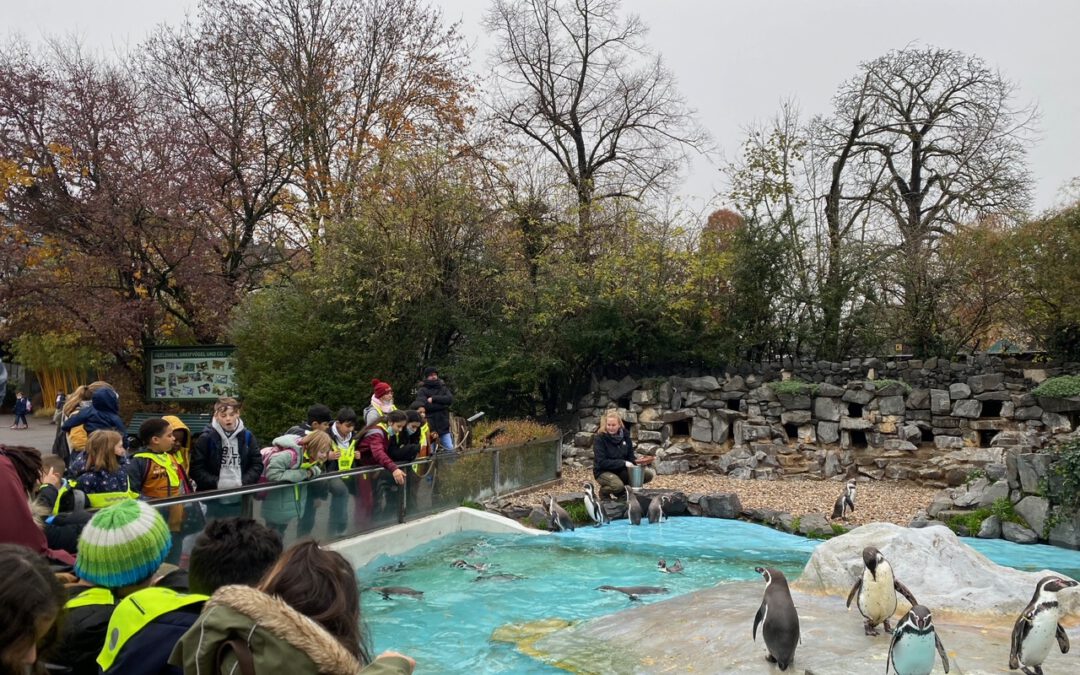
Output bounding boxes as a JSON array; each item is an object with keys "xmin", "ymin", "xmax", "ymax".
[
  {"xmin": 1048, "ymin": 438, "xmax": 1080, "ymax": 514},
  {"xmin": 562, "ymin": 501, "xmax": 592, "ymax": 524},
  {"xmin": 1032, "ymin": 376, "xmax": 1080, "ymax": 398},
  {"xmin": 769, "ymin": 380, "xmax": 818, "ymax": 397},
  {"xmin": 461, "ymin": 500, "xmax": 485, "ymax": 510},
  {"xmin": 990, "ymin": 497, "xmax": 1025, "ymax": 525},
  {"xmin": 946, "ymin": 508, "xmax": 992, "ymax": 535},
  {"xmin": 964, "ymin": 469, "xmax": 986, "ymax": 485}
]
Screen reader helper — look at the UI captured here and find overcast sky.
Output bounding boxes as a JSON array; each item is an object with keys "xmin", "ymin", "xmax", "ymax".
[{"xmin": 4, "ymin": 0, "xmax": 1078, "ymax": 214}]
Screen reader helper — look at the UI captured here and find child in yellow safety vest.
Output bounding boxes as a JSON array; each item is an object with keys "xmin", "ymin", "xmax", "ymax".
[
  {"xmin": 75, "ymin": 430, "xmax": 139, "ymax": 508},
  {"xmin": 125, "ymin": 418, "xmax": 194, "ymax": 565}
]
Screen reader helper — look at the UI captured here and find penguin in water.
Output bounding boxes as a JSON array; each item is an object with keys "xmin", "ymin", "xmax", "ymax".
[
  {"xmin": 658, "ymin": 558, "xmax": 684, "ymax": 574},
  {"xmin": 886, "ymin": 605, "xmax": 950, "ymax": 675},
  {"xmin": 545, "ymin": 495, "xmax": 575, "ymax": 532},
  {"xmin": 582, "ymin": 481, "xmax": 608, "ymax": 526},
  {"xmin": 752, "ymin": 567, "xmax": 800, "ymax": 671},
  {"xmin": 625, "ymin": 486, "xmax": 643, "ymax": 525},
  {"xmin": 1009, "ymin": 575, "xmax": 1078, "ymax": 675},
  {"xmin": 831, "ymin": 479, "xmax": 857, "ymax": 520},
  {"xmin": 846, "ymin": 546, "xmax": 919, "ymax": 636},
  {"xmin": 647, "ymin": 495, "xmax": 669, "ymax": 524}
]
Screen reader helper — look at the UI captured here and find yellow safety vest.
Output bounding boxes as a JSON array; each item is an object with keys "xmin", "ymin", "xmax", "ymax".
[
  {"xmin": 133, "ymin": 452, "xmax": 182, "ymax": 487},
  {"xmin": 97, "ymin": 587, "xmax": 208, "ymax": 671},
  {"xmin": 49, "ymin": 479, "xmax": 82, "ymax": 516},
  {"xmin": 65, "ymin": 586, "xmax": 115, "ymax": 610},
  {"xmin": 336, "ymin": 438, "xmax": 358, "ymax": 471},
  {"xmin": 413, "ymin": 423, "xmax": 432, "ymax": 475},
  {"xmin": 78, "ymin": 477, "xmax": 140, "ymax": 509}
]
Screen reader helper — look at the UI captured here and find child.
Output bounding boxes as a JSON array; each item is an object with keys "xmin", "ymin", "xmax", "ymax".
[
  {"xmin": 162, "ymin": 415, "xmax": 193, "ymax": 471},
  {"xmin": 261, "ymin": 431, "xmax": 330, "ymax": 536},
  {"xmin": 0, "ymin": 444, "xmax": 76, "ymax": 566},
  {"xmin": 126, "ymin": 418, "xmax": 192, "ymax": 564},
  {"xmin": 76, "ymin": 430, "xmax": 137, "ymax": 508},
  {"xmin": 12, "ymin": 390, "xmax": 30, "ymax": 429},
  {"xmin": 0, "ymin": 544, "xmax": 67, "ymax": 673},
  {"xmin": 365, "ymin": 378, "xmax": 397, "ymax": 425},
  {"xmin": 285, "ymin": 403, "xmax": 334, "ymax": 437},
  {"xmin": 61, "ymin": 386, "xmax": 126, "ymax": 450},
  {"xmin": 34, "ymin": 455, "xmax": 91, "ymax": 555},
  {"xmin": 191, "ymin": 398, "xmax": 259, "ymax": 520},
  {"xmin": 50, "ymin": 500, "xmax": 174, "ymax": 675}
]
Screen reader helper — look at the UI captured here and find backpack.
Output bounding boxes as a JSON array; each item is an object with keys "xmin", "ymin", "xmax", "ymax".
[
  {"xmin": 254, "ymin": 445, "xmax": 299, "ymax": 500},
  {"xmin": 25, "ymin": 399, "xmax": 32, "ymax": 413}
]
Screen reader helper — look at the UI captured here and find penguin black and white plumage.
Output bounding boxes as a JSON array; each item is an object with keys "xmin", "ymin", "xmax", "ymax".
[
  {"xmin": 886, "ymin": 605, "xmax": 950, "ymax": 675},
  {"xmin": 1009, "ymin": 575, "xmax": 1077, "ymax": 675},
  {"xmin": 625, "ymin": 486, "xmax": 643, "ymax": 525},
  {"xmin": 656, "ymin": 558, "xmax": 683, "ymax": 574},
  {"xmin": 753, "ymin": 566, "xmax": 800, "ymax": 671},
  {"xmin": 846, "ymin": 546, "xmax": 919, "ymax": 636},
  {"xmin": 546, "ymin": 495, "xmax": 575, "ymax": 532},
  {"xmin": 831, "ymin": 479, "xmax": 857, "ymax": 520},
  {"xmin": 582, "ymin": 482, "xmax": 608, "ymax": 526},
  {"xmin": 647, "ymin": 495, "xmax": 668, "ymax": 524}
]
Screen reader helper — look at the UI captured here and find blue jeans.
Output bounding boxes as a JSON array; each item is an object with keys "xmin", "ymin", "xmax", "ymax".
[{"xmin": 439, "ymin": 432, "xmax": 455, "ymax": 452}]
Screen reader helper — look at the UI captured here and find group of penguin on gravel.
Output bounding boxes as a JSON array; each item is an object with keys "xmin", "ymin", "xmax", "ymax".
[{"xmin": 546, "ymin": 479, "xmax": 1076, "ymax": 674}]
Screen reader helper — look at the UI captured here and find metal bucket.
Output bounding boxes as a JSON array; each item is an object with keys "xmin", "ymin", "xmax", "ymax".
[{"xmin": 628, "ymin": 465, "xmax": 644, "ymax": 489}]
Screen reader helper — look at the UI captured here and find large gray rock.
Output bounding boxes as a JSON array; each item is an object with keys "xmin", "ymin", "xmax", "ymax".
[
  {"xmin": 1013, "ymin": 406, "xmax": 1044, "ymax": 421},
  {"xmin": 968, "ymin": 373, "xmax": 1004, "ymax": 394},
  {"xmin": 878, "ymin": 395, "xmax": 906, "ymax": 416},
  {"xmin": 934, "ymin": 435, "xmax": 964, "ymax": 450},
  {"xmin": 813, "ymin": 396, "xmax": 843, "ymax": 422},
  {"xmin": 952, "ymin": 399, "xmax": 982, "ymax": 419},
  {"xmin": 673, "ymin": 376, "xmax": 720, "ymax": 392},
  {"xmin": 842, "ymin": 388, "xmax": 874, "ymax": 405},
  {"xmin": 906, "ymin": 388, "xmax": 931, "ymax": 409},
  {"xmin": 1001, "ymin": 521, "xmax": 1039, "ymax": 545},
  {"xmin": 780, "ymin": 410, "xmax": 812, "ymax": 425},
  {"xmin": 607, "ymin": 375, "xmax": 640, "ymax": 401},
  {"xmin": 1043, "ymin": 412, "xmax": 1073, "ymax": 433},
  {"xmin": 797, "ymin": 513, "xmax": 832, "ymax": 537},
  {"xmin": 798, "ymin": 522, "xmax": 1080, "ymax": 615},
  {"xmin": 1016, "ymin": 453, "xmax": 1052, "ymax": 494},
  {"xmin": 977, "ymin": 480, "xmax": 1011, "ymax": 509},
  {"xmin": 839, "ymin": 416, "xmax": 872, "ymax": 430},
  {"xmin": 1014, "ymin": 496, "xmax": 1050, "ymax": 535},
  {"xmin": 711, "ymin": 416, "xmax": 730, "ymax": 444},
  {"xmin": 777, "ymin": 393, "xmax": 812, "ymax": 410},
  {"xmin": 823, "ymin": 451, "xmax": 842, "ymax": 477},
  {"xmin": 817, "ymin": 421, "xmax": 840, "ymax": 444},
  {"xmin": 977, "ymin": 515, "xmax": 1002, "ymax": 539},
  {"xmin": 690, "ymin": 417, "xmax": 712, "ymax": 443},
  {"xmin": 953, "ymin": 477, "xmax": 989, "ymax": 508},
  {"xmin": 699, "ymin": 493, "xmax": 742, "ymax": 519},
  {"xmin": 950, "ymin": 383, "xmax": 972, "ymax": 400},
  {"xmin": 816, "ymin": 383, "xmax": 845, "ymax": 398},
  {"xmin": 930, "ymin": 389, "xmax": 951, "ymax": 414},
  {"xmin": 1048, "ymin": 509, "xmax": 1080, "ymax": 548},
  {"xmin": 654, "ymin": 459, "xmax": 689, "ymax": 475}
]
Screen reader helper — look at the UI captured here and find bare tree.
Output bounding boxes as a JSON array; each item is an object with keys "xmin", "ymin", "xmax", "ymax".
[
  {"xmin": 835, "ymin": 46, "xmax": 1035, "ymax": 356},
  {"xmin": 485, "ymin": 0, "xmax": 707, "ymax": 249}
]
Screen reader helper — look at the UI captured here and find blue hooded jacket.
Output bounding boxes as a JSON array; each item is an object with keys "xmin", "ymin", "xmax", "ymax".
[{"xmin": 61, "ymin": 388, "xmax": 128, "ymax": 446}]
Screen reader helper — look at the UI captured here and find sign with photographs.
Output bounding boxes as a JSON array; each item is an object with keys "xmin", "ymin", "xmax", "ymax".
[{"xmin": 145, "ymin": 346, "xmax": 237, "ymax": 401}]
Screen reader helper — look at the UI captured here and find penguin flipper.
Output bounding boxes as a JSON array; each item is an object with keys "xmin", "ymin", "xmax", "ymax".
[
  {"xmin": 1010, "ymin": 613, "xmax": 1030, "ymax": 669},
  {"xmin": 893, "ymin": 579, "xmax": 918, "ymax": 607},
  {"xmin": 845, "ymin": 578, "xmax": 862, "ymax": 608},
  {"xmin": 1056, "ymin": 622, "xmax": 1070, "ymax": 654},
  {"xmin": 752, "ymin": 601, "xmax": 765, "ymax": 641},
  {"xmin": 934, "ymin": 632, "xmax": 950, "ymax": 673}
]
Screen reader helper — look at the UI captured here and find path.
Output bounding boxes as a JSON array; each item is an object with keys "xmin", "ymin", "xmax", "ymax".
[{"xmin": 0, "ymin": 413, "xmax": 60, "ymax": 453}]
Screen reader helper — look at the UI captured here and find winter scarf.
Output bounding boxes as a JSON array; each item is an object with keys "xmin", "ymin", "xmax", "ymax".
[
  {"xmin": 211, "ymin": 417, "xmax": 246, "ymax": 490},
  {"xmin": 370, "ymin": 394, "xmax": 394, "ymax": 415}
]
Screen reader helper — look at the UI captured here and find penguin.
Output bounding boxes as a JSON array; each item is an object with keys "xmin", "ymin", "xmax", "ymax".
[
  {"xmin": 625, "ymin": 486, "xmax": 643, "ymax": 525},
  {"xmin": 886, "ymin": 605, "xmax": 950, "ymax": 675},
  {"xmin": 831, "ymin": 479, "xmax": 857, "ymax": 520},
  {"xmin": 1009, "ymin": 575, "xmax": 1078, "ymax": 675},
  {"xmin": 546, "ymin": 495, "xmax": 575, "ymax": 532},
  {"xmin": 582, "ymin": 481, "xmax": 608, "ymax": 526},
  {"xmin": 845, "ymin": 546, "xmax": 919, "ymax": 636},
  {"xmin": 658, "ymin": 558, "xmax": 683, "ymax": 574},
  {"xmin": 647, "ymin": 495, "xmax": 669, "ymax": 524},
  {"xmin": 752, "ymin": 566, "xmax": 800, "ymax": 671}
]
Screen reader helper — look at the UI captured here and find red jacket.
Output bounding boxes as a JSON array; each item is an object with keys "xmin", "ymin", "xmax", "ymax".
[
  {"xmin": 0, "ymin": 454, "xmax": 76, "ymax": 565},
  {"xmin": 358, "ymin": 427, "xmax": 398, "ymax": 474}
]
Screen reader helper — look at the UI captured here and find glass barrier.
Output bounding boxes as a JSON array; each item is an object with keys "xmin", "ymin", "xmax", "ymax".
[{"xmin": 145, "ymin": 436, "xmax": 561, "ymax": 566}]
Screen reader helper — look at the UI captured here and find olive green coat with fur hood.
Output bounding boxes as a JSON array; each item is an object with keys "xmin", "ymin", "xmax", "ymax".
[{"xmin": 169, "ymin": 585, "xmax": 412, "ymax": 675}]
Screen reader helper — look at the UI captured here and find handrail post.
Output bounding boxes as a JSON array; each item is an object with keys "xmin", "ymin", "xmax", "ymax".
[
  {"xmin": 398, "ymin": 470, "xmax": 407, "ymax": 524},
  {"xmin": 493, "ymin": 447, "xmax": 501, "ymax": 498}
]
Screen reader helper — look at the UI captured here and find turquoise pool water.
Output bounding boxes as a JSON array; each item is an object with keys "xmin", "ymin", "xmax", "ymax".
[
  {"xmin": 358, "ymin": 519, "xmax": 1080, "ymax": 674},
  {"xmin": 359, "ymin": 518, "xmax": 818, "ymax": 673}
]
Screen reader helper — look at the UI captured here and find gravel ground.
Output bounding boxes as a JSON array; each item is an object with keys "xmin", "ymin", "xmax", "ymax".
[{"xmin": 529, "ymin": 466, "xmax": 939, "ymax": 526}]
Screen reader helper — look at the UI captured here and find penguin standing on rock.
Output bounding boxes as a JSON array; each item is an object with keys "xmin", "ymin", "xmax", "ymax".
[
  {"xmin": 625, "ymin": 486, "xmax": 643, "ymax": 525},
  {"xmin": 886, "ymin": 605, "xmax": 950, "ymax": 675},
  {"xmin": 753, "ymin": 567, "xmax": 800, "ymax": 671},
  {"xmin": 1009, "ymin": 575, "xmax": 1078, "ymax": 675},
  {"xmin": 647, "ymin": 495, "xmax": 668, "ymax": 524},
  {"xmin": 846, "ymin": 546, "xmax": 919, "ymax": 636},
  {"xmin": 831, "ymin": 479, "xmax": 857, "ymax": 520},
  {"xmin": 582, "ymin": 482, "xmax": 608, "ymax": 526},
  {"xmin": 545, "ymin": 495, "xmax": 575, "ymax": 532}
]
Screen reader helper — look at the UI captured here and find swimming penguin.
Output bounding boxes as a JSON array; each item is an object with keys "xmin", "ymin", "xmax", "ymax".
[
  {"xmin": 582, "ymin": 482, "xmax": 608, "ymax": 526},
  {"xmin": 886, "ymin": 605, "xmax": 950, "ymax": 675},
  {"xmin": 626, "ymin": 486, "xmax": 643, "ymax": 525},
  {"xmin": 1009, "ymin": 575, "xmax": 1078, "ymax": 675},
  {"xmin": 596, "ymin": 585, "xmax": 669, "ymax": 601},
  {"xmin": 647, "ymin": 495, "xmax": 669, "ymax": 524},
  {"xmin": 546, "ymin": 495, "xmax": 575, "ymax": 532},
  {"xmin": 831, "ymin": 479, "xmax": 857, "ymax": 520},
  {"xmin": 846, "ymin": 546, "xmax": 919, "ymax": 635},
  {"xmin": 753, "ymin": 567, "xmax": 800, "ymax": 671},
  {"xmin": 368, "ymin": 586, "xmax": 424, "ymax": 600},
  {"xmin": 658, "ymin": 558, "xmax": 684, "ymax": 574}
]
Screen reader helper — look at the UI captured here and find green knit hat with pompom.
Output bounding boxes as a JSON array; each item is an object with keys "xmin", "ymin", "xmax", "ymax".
[{"xmin": 75, "ymin": 499, "xmax": 172, "ymax": 588}]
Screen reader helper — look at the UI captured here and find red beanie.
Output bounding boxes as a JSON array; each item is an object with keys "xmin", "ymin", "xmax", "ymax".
[{"xmin": 372, "ymin": 378, "xmax": 392, "ymax": 398}]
